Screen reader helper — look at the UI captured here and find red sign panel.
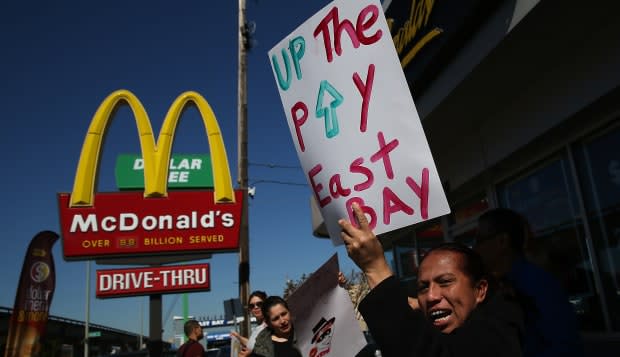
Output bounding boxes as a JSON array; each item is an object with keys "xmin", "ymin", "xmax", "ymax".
[
  {"xmin": 96, "ymin": 263, "xmax": 210, "ymax": 298},
  {"xmin": 58, "ymin": 190, "xmax": 243, "ymax": 260}
]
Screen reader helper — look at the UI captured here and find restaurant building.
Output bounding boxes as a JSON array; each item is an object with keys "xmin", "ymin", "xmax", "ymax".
[{"xmin": 312, "ymin": 0, "xmax": 620, "ymax": 350}]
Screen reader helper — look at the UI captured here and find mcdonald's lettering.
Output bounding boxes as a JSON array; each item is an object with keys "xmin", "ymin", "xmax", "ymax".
[{"xmin": 58, "ymin": 90, "xmax": 243, "ymax": 260}]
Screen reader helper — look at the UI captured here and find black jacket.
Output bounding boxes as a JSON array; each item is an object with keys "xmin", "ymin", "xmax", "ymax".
[
  {"xmin": 359, "ymin": 276, "xmax": 523, "ymax": 357},
  {"xmin": 250, "ymin": 326, "xmax": 301, "ymax": 357}
]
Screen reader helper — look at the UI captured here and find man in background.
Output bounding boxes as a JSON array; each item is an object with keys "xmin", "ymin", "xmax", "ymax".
[
  {"xmin": 176, "ymin": 319, "xmax": 205, "ymax": 357},
  {"xmin": 475, "ymin": 208, "xmax": 584, "ymax": 357}
]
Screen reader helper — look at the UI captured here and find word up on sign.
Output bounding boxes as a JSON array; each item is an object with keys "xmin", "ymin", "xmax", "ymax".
[
  {"xmin": 96, "ymin": 263, "xmax": 210, "ymax": 298},
  {"xmin": 269, "ymin": 0, "xmax": 450, "ymax": 243}
]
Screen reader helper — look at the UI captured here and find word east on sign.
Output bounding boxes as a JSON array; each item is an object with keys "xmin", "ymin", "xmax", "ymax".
[
  {"xmin": 96, "ymin": 264, "xmax": 211, "ymax": 298},
  {"xmin": 269, "ymin": 0, "xmax": 450, "ymax": 243},
  {"xmin": 57, "ymin": 90, "xmax": 243, "ymax": 260}
]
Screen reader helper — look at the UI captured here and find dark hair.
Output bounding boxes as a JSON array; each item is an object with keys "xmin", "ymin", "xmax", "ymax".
[
  {"xmin": 183, "ymin": 319, "xmax": 200, "ymax": 337},
  {"xmin": 421, "ymin": 242, "xmax": 486, "ymax": 285},
  {"xmin": 261, "ymin": 295, "xmax": 289, "ymax": 324},
  {"xmin": 478, "ymin": 208, "xmax": 528, "ymax": 253},
  {"xmin": 248, "ymin": 290, "xmax": 267, "ymax": 304}
]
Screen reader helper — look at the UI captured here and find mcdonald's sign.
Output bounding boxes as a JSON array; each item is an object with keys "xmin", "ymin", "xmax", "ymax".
[{"xmin": 57, "ymin": 90, "xmax": 243, "ymax": 260}]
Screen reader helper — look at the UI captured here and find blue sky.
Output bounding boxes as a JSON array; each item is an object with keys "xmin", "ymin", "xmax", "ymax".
[{"xmin": 0, "ymin": 0, "xmax": 371, "ymax": 341}]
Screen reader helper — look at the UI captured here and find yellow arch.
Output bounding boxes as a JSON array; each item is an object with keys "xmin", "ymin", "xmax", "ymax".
[{"xmin": 70, "ymin": 89, "xmax": 234, "ymax": 207}]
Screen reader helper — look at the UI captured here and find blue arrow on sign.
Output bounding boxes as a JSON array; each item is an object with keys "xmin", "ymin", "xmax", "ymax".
[{"xmin": 316, "ymin": 80, "xmax": 344, "ymax": 138}]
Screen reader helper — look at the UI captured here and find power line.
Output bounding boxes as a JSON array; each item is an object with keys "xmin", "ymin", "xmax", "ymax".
[
  {"xmin": 249, "ymin": 162, "xmax": 301, "ymax": 169},
  {"xmin": 249, "ymin": 179, "xmax": 306, "ymax": 187}
]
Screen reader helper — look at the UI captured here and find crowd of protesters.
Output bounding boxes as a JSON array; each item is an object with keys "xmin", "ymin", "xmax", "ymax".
[{"xmin": 221, "ymin": 205, "xmax": 582, "ymax": 357}]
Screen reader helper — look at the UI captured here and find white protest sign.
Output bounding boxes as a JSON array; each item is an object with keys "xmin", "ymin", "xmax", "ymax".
[
  {"xmin": 287, "ymin": 254, "xmax": 367, "ymax": 357},
  {"xmin": 268, "ymin": 0, "xmax": 450, "ymax": 243}
]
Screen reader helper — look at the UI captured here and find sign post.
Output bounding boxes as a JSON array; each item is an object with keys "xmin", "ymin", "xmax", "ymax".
[{"xmin": 58, "ymin": 90, "xmax": 241, "ymax": 357}]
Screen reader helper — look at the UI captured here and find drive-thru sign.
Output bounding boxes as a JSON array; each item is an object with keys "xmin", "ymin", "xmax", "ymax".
[{"xmin": 96, "ymin": 263, "xmax": 211, "ymax": 298}]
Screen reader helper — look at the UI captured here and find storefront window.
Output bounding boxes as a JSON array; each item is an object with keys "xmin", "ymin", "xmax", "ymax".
[
  {"xmin": 498, "ymin": 156, "xmax": 603, "ymax": 330},
  {"xmin": 392, "ymin": 219, "xmax": 444, "ymax": 280},
  {"xmin": 575, "ymin": 124, "xmax": 620, "ymax": 331},
  {"xmin": 451, "ymin": 194, "xmax": 489, "ymax": 225}
]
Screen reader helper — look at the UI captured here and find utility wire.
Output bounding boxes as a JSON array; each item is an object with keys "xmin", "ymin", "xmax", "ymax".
[
  {"xmin": 249, "ymin": 179, "xmax": 306, "ymax": 187},
  {"xmin": 249, "ymin": 162, "xmax": 301, "ymax": 169}
]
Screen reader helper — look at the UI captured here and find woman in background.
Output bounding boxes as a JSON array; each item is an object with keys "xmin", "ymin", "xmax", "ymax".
[{"xmin": 240, "ymin": 296, "xmax": 301, "ymax": 357}]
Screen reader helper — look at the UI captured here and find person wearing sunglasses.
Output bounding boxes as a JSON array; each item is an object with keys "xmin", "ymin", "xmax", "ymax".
[{"xmin": 232, "ymin": 290, "xmax": 268, "ymax": 351}]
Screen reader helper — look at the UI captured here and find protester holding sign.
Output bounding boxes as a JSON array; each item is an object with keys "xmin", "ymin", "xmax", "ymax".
[
  {"xmin": 338, "ymin": 203, "xmax": 524, "ymax": 357},
  {"xmin": 232, "ymin": 290, "xmax": 269, "ymax": 351},
  {"xmin": 241, "ymin": 296, "xmax": 302, "ymax": 357}
]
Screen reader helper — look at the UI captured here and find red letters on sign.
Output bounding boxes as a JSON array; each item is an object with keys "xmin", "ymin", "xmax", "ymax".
[
  {"xmin": 313, "ymin": 5, "xmax": 383, "ymax": 63},
  {"xmin": 292, "ymin": 101, "xmax": 309, "ymax": 152},
  {"xmin": 370, "ymin": 131, "xmax": 398, "ymax": 180},
  {"xmin": 353, "ymin": 64, "xmax": 375, "ymax": 133},
  {"xmin": 406, "ymin": 168, "xmax": 430, "ymax": 219},
  {"xmin": 346, "ymin": 197, "xmax": 377, "ymax": 230}
]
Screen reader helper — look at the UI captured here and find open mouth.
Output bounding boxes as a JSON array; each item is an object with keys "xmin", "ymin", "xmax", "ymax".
[{"xmin": 429, "ymin": 309, "xmax": 452, "ymax": 325}]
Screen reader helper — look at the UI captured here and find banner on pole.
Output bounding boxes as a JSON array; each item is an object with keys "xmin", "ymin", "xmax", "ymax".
[{"xmin": 4, "ymin": 231, "xmax": 59, "ymax": 357}]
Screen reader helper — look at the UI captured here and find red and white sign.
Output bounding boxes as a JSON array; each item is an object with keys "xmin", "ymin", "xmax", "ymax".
[
  {"xmin": 58, "ymin": 190, "xmax": 243, "ymax": 260},
  {"xmin": 96, "ymin": 263, "xmax": 210, "ymax": 298},
  {"xmin": 268, "ymin": 0, "xmax": 450, "ymax": 243}
]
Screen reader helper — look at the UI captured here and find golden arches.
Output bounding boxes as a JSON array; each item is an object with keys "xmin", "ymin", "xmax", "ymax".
[{"xmin": 70, "ymin": 89, "xmax": 234, "ymax": 207}]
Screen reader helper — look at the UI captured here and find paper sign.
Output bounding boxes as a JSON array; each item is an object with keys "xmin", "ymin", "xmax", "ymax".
[
  {"xmin": 287, "ymin": 254, "xmax": 367, "ymax": 357},
  {"xmin": 268, "ymin": 0, "xmax": 450, "ymax": 244}
]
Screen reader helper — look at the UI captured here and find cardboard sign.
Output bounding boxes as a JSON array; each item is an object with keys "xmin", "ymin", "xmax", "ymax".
[
  {"xmin": 287, "ymin": 255, "xmax": 367, "ymax": 357},
  {"xmin": 268, "ymin": 0, "xmax": 450, "ymax": 243}
]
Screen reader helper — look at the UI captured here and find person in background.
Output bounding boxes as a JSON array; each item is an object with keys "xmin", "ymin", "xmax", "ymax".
[
  {"xmin": 475, "ymin": 208, "xmax": 584, "ymax": 357},
  {"xmin": 339, "ymin": 203, "xmax": 523, "ymax": 357},
  {"xmin": 176, "ymin": 319, "xmax": 205, "ymax": 357},
  {"xmin": 240, "ymin": 295, "xmax": 301, "ymax": 357},
  {"xmin": 232, "ymin": 290, "xmax": 269, "ymax": 350}
]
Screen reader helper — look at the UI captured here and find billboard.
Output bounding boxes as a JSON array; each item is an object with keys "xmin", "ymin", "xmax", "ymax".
[
  {"xmin": 58, "ymin": 90, "xmax": 243, "ymax": 260},
  {"xmin": 96, "ymin": 263, "xmax": 210, "ymax": 298}
]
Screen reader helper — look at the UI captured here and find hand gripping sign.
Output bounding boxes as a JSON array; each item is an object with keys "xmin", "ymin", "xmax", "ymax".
[
  {"xmin": 57, "ymin": 90, "xmax": 243, "ymax": 260},
  {"xmin": 268, "ymin": 0, "xmax": 450, "ymax": 243}
]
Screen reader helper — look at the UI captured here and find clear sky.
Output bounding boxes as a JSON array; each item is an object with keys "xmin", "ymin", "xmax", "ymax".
[{"xmin": 0, "ymin": 0, "xmax": 370, "ymax": 342}]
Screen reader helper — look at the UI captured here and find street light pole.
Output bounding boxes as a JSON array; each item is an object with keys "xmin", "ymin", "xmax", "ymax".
[{"xmin": 237, "ymin": 0, "xmax": 251, "ymax": 338}]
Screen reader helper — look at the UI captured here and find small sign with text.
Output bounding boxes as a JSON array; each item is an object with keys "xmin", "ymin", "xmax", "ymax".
[{"xmin": 96, "ymin": 263, "xmax": 210, "ymax": 298}]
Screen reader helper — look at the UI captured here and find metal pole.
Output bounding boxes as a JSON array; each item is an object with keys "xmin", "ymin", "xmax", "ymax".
[
  {"xmin": 148, "ymin": 294, "xmax": 163, "ymax": 357},
  {"xmin": 139, "ymin": 297, "xmax": 143, "ymax": 350},
  {"xmin": 84, "ymin": 261, "xmax": 90, "ymax": 357},
  {"xmin": 182, "ymin": 293, "xmax": 189, "ymax": 343},
  {"xmin": 237, "ymin": 0, "xmax": 251, "ymax": 338}
]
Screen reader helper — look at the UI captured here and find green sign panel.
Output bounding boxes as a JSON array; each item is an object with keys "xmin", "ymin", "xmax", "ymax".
[
  {"xmin": 115, "ymin": 154, "xmax": 214, "ymax": 189},
  {"xmin": 88, "ymin": 331, "xmax": 101, "ymax": 338}
]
